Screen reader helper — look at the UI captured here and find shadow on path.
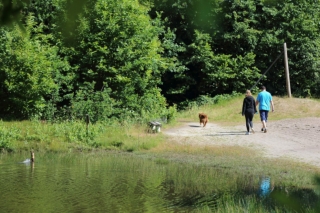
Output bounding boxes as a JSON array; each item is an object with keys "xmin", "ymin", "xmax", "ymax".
[
  {"xmin": 189, "ymin": 125, "xmax": 201, "ymax": 128},
  {"xmin": 205, "ymin": 131, "xmax": 245, "ymax": 136}
]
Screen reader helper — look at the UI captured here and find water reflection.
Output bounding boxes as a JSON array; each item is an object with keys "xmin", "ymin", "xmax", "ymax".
[
  {"xmin": 260, "ymin": 176, "xmax": 273, "ymax": 197},
  {"xmin": 0, "ymin": 153, "xmax": 319, "ymax": 212}
]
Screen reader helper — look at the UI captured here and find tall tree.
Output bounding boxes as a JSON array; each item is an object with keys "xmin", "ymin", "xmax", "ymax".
[
  {"xmin": 0, "ymin": 15, "xmax": 69, "ymax": 119},
  {"xmin": 150, "ymin": 0, "xmax": 260, "ymax": 103},
  {"xmin": 68, "ymin": 0, "xmax": 168, "ymax": 119}
]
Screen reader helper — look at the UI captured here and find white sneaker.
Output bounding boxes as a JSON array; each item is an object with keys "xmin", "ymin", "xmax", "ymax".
[
  {"xmin": 245, "ymin": 131, "xmax": 250, "ymax": 135},
  {"xmin": 251, "ymin": 128, "xmax": 255, "ymax": 134}
]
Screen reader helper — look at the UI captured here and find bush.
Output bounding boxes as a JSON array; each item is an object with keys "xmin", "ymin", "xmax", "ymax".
[
  {"xmin": 0, "ymin": 123, "xmax": 21, "ymax": 152},
  {"xmin": 178, "ymin": 92, "xmax": 241, "ymax": 110}
]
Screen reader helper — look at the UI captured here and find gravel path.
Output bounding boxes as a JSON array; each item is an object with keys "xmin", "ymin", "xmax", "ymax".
[{"xmin": 163, "ymin": 117, "xmax": 320, "ymax": 168}]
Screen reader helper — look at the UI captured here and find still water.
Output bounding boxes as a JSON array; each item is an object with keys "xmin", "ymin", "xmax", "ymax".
[{"xmin": 0, "ymin": 152, "xmax": 319, "ymax": 212}]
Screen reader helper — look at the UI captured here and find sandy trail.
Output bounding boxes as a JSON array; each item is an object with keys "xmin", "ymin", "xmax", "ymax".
[{"xmin": 163, "ymin": 117, "xmax": 320, "ymax": 168}]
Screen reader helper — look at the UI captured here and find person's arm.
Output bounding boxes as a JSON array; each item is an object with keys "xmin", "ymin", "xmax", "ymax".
[
  {"xmin": 242, "ymin": 99, "xmax": 246, "ymax": 116},
  {"xmin": 269, "ymin": 93, "xmax": 274, "ymax": 112},
  {"xmin": 254, "ymin": 99, "xmax": 258, "ymax": 113},
  {"xmin": 255, "ymin": 94, "xmax": 260, "ymax": 107}
]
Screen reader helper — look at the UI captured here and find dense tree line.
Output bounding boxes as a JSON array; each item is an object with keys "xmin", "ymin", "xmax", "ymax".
[{"xmin": 0, "ymin": 0, "xmax": 319, "ymax": 121}]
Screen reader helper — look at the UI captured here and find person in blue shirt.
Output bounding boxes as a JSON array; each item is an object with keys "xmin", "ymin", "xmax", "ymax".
[{"xmin": 256, "ymin": 85, "xmax": 274, "ymax": 133}]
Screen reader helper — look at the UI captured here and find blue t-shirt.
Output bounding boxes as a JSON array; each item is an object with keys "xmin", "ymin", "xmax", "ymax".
[{"xmin": 256, "ymin": 91, "xmax": 272, "ymax": 111}]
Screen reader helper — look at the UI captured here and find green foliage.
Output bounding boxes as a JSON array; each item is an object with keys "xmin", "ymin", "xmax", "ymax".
[
  {"xmin": 2, "ymin": 0, "xmax": 320, "ymax": 121},
  {"xmin": 166, "ymin": 105, "xmax": 177, "ymax": 123},
  {"xmin": 0, "ymin": 15, "xmax": 70, "ymax": 119},
  {"xmin": 188, "ymin": 31, "xmax": 260, "ymax": 95},
  {"xmin": 218, "ymin": 0, "xmax": 320, "ymax": 96},
  {"xmin": 219, "ymin": 0, "xmax": 262, "ymax": 54},
  {"xmin": 65, "ymin": 0, "xmax": 169, "ymax": 121},
  {"xmin": 70, "ymin": 83, "xmax": 113, "ymax": 123},
  {"xmin": 179, "ymin": 92, "xmax": 241, "ymax": 110},
  {"xmin": 152, "ymin": 1, "xmax": 261, "ymax": 102},
  {"xmin": 56, "ymin": 121, "xmax": 102, "ymax": 148},
  {"xmin": 22, "ymin": 0, "xmax": 61, "ymax": 36},
  {"xmin": 0, "ymin": 0, "xmax": 29, "ymax": 27},
  {"xmin": 151, "ymin": 0, "xmax": 320, "ymax": 101},
  {"xmin": 253, "ymin": 0, "xmax": 320, "ymax": 96},
  {"xmin": 0, "ymin": 121, "xmax": 21, "ymax": 152}
]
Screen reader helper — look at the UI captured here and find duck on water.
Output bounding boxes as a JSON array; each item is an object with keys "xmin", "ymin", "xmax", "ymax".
[{"xmin": 21, "ymin": 150, "xmax": 35, "ymax": 164}]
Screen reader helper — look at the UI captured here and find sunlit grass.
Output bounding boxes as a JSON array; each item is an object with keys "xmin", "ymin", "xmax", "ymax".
[
  {"xmin": 272, "ymin": 96, "xmax": 320, "ymax": 119},
  {"xmin": 174, "ymin": 95, "xmax": 244, "ymax": 126},
  {"xmin": 172, "ymin": 95, "xmax": 320, "ymax": 127}
]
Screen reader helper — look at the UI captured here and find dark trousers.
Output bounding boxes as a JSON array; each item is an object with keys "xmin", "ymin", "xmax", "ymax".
[{"xmin": 245, "ymin": 112, "xmax": 254, "ymax": 132}]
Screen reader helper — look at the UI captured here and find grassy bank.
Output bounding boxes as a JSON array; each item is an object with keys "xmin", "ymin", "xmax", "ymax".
[
  {"xmin": 1, "ymin": 95, "xmax": 320, "ymax": 154},
  {"xmin": 1, "ymin": 96, "xmax": 320, "ymax": 179},
  {"xmin": 0, "ymin": 120, "xmax": 164, "ymax": 153}
]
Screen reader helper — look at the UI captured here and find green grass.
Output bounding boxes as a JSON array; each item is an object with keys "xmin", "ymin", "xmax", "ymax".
[{"xmin": 0, "ymin": 120, "xmax": 164, "ymax": 153}]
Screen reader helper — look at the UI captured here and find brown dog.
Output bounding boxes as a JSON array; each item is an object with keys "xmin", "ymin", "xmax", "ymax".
[{"xmin": 198, "ymin": 113, "xmax": 208, "ymax": 127}]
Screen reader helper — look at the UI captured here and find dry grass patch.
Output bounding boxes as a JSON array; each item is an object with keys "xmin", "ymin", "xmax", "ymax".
[
  {"xmin": 174, "ymin": 95, "xmax": 244, "ymax": 126},
  {"xmin": 272, "ymin": 96, "xmax": 320, "ymax": 120},
  {"xmin": 174, "ymin": 96, "xmax": 320, "ymax": 127},
  {"xmin": 151, "ymin": 140, "xmax": 257, "ymax": 158}
]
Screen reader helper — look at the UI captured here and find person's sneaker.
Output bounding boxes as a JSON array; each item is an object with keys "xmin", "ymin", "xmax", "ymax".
[
  {"xmin": 251, "ymin": 128, "xmax": 255, "ymax": 134},
  {"xmin": 261, "ymin": 128, "xmax": 264, "ymax": 131},
  {"xmin": 264, "ymin": 128, "xmax": 267, "ymax": 133},
  {"xmin": 245, "ymin": 131, "xmax": 250, "ymax": 135}
]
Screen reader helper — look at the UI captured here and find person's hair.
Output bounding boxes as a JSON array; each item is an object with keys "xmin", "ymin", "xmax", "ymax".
[
  {"xmin": 245, "ymin": 90, "xmax": 252, "ymax": 96},
  {"xmin": 260, "ymin": 85, "xmax": 266, "ymax": 90}
]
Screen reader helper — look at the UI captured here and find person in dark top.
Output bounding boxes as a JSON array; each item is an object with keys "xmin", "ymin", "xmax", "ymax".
[{"xmin": 242, "ymin": 90, "xmax": 257, "ymax": 135}]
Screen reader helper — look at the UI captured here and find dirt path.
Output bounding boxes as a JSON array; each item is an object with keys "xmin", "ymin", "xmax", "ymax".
[{"xmin": 163, "ymin": 117, "xmax": 320, "ymax": 168}]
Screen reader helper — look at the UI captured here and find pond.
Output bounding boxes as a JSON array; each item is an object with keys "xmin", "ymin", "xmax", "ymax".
[{"xmin": 0, "ymin": 152, "xmax": 319, "ymax": 212}]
